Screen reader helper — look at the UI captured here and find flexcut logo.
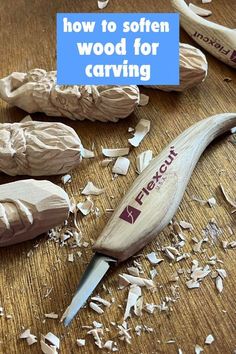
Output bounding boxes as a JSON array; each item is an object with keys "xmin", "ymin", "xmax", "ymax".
[
  {"xmin": 193, "ymin": 31, "xmax": 232, "ymax": 58},
  {"xmin": 119, "ymin": 146, "xmax": 178, "ymax": 224}
]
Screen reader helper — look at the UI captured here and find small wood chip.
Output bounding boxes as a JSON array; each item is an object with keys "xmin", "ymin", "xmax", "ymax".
[
  {"xmin": 89, "ymin": 302, "xmax": 104, "ymax": 314},
  {"xmin": 112, "ymin": 157, "xmax": 130, "ymax": 175},
  {"xmin": 215, "ymin": 276, "xmax": 223, "ymax": 293},
  {"xmin": 81, "ymin": 181, "xmax": 105, "ymax": 195},
  {"xmin": 77, "ymin": 339, "xmax": 86, "ymax": 347},
  {"xmin": 128, "ymin": 119, "xmax": 151, "ymax": 147},
  {"xmin": 205, "ymin": 334, "xmax": 214, "ymax": 344}
]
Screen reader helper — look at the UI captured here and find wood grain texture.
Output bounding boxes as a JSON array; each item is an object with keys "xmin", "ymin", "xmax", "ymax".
[{"xmin": 0, "ymin": 0, "xmax": 235, "ymax": 353}]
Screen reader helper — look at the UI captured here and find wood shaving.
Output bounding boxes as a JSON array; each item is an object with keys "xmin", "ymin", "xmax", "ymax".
[
  {"xmin": 134, "ymin": 296, "xmax": 143, "ymax": 316},
  {"xmin": 208, "ymin": 197, "xmax": 217, "ymax": 207},
  {"xmin": 186, "ymin": 279, "xmax": 200, "ymax": 289},
  {"xmin": 98, "ymin": 0, "xmax": 110, "ymax": 9},
  {"xmin": 118, "ymin": 322, "xmax": 132, "ymax": 344},
  {"xmin": 163, "ymin": 248, "xmax": 176, "ymax": 260},
  {"xmin": 112, "ymin": 157, "xmax": 130, "ymax": 175},
  {"xmin": 179, "ymin": 220, "xmax": 194, "ymax": 230},
  {"xmin": 195, "ymin": 344, "xmax": 204, "ymax": 354},
  {"xmin": 119, "ymin": 273, "xmax": 155, "ymax": 289},
  {"xmin": 40, "ymin": 332, "xmax": 60, "ymax": 354},
  {"xmin": 20, "ymin": 329, "xmax": 37, "ymax": 346},
  {"xmin": 81, "ymin": 147, "xmax": 95, "ymax": 158},
  {"xmin": 228, "ymin": 241, "xmax": 236, "ymax": 248},
  {"xmin": 202, "ymin": 0, "xmax": 212, "ymax": 3},
  {"xmin": 76, "ymin": 339, "xmax": 85, "ymax": 346},
  {"xmin": 205, "ymin": 334, "xmax": 214, "ymax": 344},
  {"xmin": 93, "ymin": 321, "xmax": 103, "ymax": 328},
  {"xmin": 124, "ymin": 284, "xmax": 142, "ymax": 320},
  {"xmin": 127, "ymin": 266, "xmax": 140, "ymax": 277},
  {"xmin": 146, "ymin": 252, "xmax": 163, "ymax": 265},
  {"xmin": 189, "ymin": 3, "xmax": 212, "ymax": 16},
  {"xmin": 82, "ymin": 181, "xmax": 105, "ymax": 195},
  {"xmin": 87, "ymin": 328, "xmax": 103, "ymax": 348},
  {"xmin": 101, "ymin": 158, "xmax": 113, "ymax": 167},
  {"xmin": 215, "ymin": 276, "xmax": 223, "ymax": 293},
  {"xmin": 220, "ymin": 184, "xmax": 236, "ymax": 208},
  {"xmin": 89, "ymin": 302, "xmax": 104, "ymax": 314},
  {"xmin": 68, "ymin": 253, "xmax": 74, "ymax": 262},
  {"xmin": 61, "ymin": 174, "xmax": 71, "ymax": 184},
  {"xmin": 128, "ymin": 119, "xmax": 151, "ymax": 147},
  {"xmin": 150, "ymin": 268, "xmax": 158, "ymax": 279},
  {"xmin": 77, "ymin": 197, "xmax": 94, "ymax": 215},
  {"xmin": 216, "ymin": 268, "xmax": 227, "ymax": 279},
  {"xmin": 91, "ymin": 296, "xmax": 111, "ymax": 307},
  {"xmin": 144, "ymin": 303, "xmax": 158, "ymax": 314},
  {"xmin": 136, "ymin": 150, "xmax": 153, "ymax": 174},
  {"xmin": 45, "ymin": 313, "xmax": 59, "ymax": 319},
  {"xmin": 102, "ymin": 147, "xmax": 129, "ymax": 157}
]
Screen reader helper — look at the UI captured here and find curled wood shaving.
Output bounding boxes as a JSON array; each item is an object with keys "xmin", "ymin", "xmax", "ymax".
[
  {"xmin": 124, "ymin": 284, "xmax": 142, "ymax": 320},
  {"xmin": 128, "ymin": 119, "xmax": 151, "ymax": 147},
  {"xmin": 189, "ymin": 3, "xmax": 212, "ymax": 16},
  {"xmin": 102, "ymin": 147, "xmax": 129, "ymax": 157},
  {"xmin": 119, "ymin": 273, "xmax": 155, "ymax": 289},
  {"xmin": 82, "ymin": 181, "xmax": 105, "ymax": 196},
  {"xmin": 220, "ymin": 184, "xmax": 236, "ymax": 208},
  {"xmin": 136, "ymin": 150, "xmax": 153, "ymax": 174},
  {"xmin": 205, "ymin": 334, "xmax": 214, "ymax": 344},
  {"xmin": 112, "ymin": 157, "xmax": 130, "ymax": 175}
]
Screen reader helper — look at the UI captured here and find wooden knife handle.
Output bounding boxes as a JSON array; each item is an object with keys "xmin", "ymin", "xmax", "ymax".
[
  {"xmin": 93, "ymin": 113, "xmax": 236, "ymax": 262},
  {"xmin": 170, "ymin": 0, "xmax": 236, "ymax": 68}
]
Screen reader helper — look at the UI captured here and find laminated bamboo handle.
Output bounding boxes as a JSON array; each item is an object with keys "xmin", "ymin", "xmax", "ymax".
[
  {"xmin": 93, "ymin": 113, "xmax": 236, "ymax": 262},
  {"xmin": 170, "ymin": 0, "xmax": 236, "ymax": 68}
]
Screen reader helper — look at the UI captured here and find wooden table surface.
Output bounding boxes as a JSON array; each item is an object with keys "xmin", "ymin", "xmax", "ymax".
[{"xmin": 0, "ymin": 0, "xmax": 235, "ymax": 353}]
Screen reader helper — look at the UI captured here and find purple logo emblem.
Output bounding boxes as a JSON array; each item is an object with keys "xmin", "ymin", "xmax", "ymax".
[
  {"xmin": 230, "ymin": 50, "xmax": 236, "ymax": 63},
  {"xmin": 119, "ymin": 205, "xmax": 141, "ymax": 224}
]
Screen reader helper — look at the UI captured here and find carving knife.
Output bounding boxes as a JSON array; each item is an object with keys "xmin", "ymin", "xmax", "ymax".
[
  {"xmin": 170, "ymin": 0, "xmax": 236, "ymax": 68},
  {"xmin": 63, "ymin": 113, "xmax": 236, "ymax": 326}
]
